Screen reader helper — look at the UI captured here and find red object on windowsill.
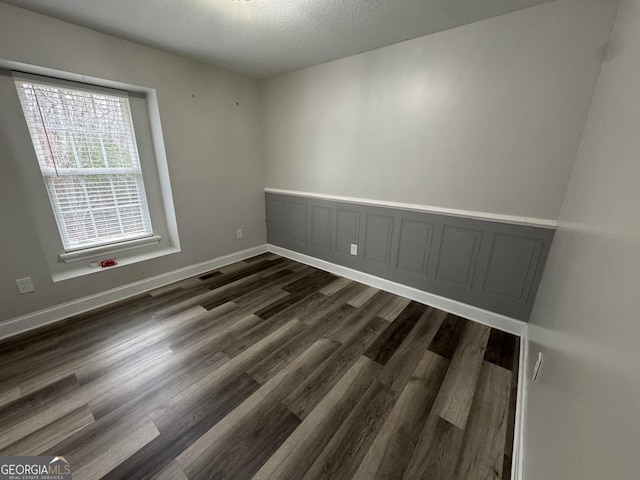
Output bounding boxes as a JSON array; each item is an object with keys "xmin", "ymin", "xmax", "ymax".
[{"xmin": 100, "ymin": 259, "xmax": 117, "ymax": 267}]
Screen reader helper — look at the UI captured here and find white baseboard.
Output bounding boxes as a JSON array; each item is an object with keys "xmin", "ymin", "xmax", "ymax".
[
  {"xmin": 267, "ymin": 244, "xmax": 527, "ymax": 336},
  {"xmin": 0, "ymin": 245, "xmax": 268, "ymax": 341},
  {"xmin": 268, "ymin": 243, "xmax": 527, "ymax": 480}
]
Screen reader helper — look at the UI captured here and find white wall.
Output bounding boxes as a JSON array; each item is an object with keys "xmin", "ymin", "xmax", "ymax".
[
  {"xmin": 523, "ymin": 1, "xmax": 640, "ymax": 478},
  {"xmin": 261, "ymin": 0, "xmax": 618, "ymax": 222},
  {"xmin": 0, "ymin": 3, "xmax": 265, "ymax": 322}
]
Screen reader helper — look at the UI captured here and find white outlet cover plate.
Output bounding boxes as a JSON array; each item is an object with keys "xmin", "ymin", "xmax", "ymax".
[
  {"xmin": 350, "ymin": 244, "xmax": 358, "ymax": 255},
  {"xmin": 15, "ymin": 277, "xmax": 35, "ymax": 294},
  {"xmin": 532, "ymin": 352, "xmax": 543, "ymax": 382}
]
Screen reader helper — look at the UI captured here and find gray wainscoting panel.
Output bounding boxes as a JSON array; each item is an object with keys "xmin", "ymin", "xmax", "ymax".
[
  {"xmin": 482, "ymin": 233, "xmax": 543, "ymax": 305},
  {"xmin": 364, "ymin": 214, "xmax": 394, "ymax": 266},
  {"xmin": 435, "ymin": 226, "xmax": 483, "ymax": 290},
  {"xmin": 396, "ymin": 219, "xmax": 433, "ymax": 275},
  {"xmin": 310, "ymin": 205, "xmax": 332, "ymax": 251},
  {"xmin": 265, "ymin": 192, "xmax": 555, "ymax": 321},
  {"xmin": 266, "ymin": 196, "xmax": 288, "ymax": 241},
  {"xmin": 288, "ymin": 200, "xmax": 309, "ymax": 250},
  {"xmin": 335, "ymin": 208, "xmax": 362, "ymax": 268}
]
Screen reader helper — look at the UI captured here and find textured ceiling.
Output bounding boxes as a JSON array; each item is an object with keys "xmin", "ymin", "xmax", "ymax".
[{"xmin": 1, "ymin": 0, "xmax": 554, "ymax": 78}]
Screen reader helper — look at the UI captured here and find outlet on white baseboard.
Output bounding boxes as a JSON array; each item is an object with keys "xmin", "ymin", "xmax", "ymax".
[
  {"xmin": 236, "ymin": 229, "xmax": 243, "ymax": 239},
  {"xmin": 350, "ymin": 244, "xmax": 358, "ymax": 256},
  {"xmin": 532, "ymin": 352, "xmax": 543, "ymax": 382}
]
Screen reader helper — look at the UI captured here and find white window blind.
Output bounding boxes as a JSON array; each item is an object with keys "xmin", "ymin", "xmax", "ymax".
[{"xmin": 14, "ymin": 74, "xmax": 153, "ymax": 252}]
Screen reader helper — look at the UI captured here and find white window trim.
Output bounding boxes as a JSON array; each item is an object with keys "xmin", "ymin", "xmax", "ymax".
[
  {"xmin": 59, "ymin": 235, "xmax": 162, "ymax": 263},
  {"xmin": 0, "ymin": 59, "xmax": 181, "ymax": 281},
  {"xmin": 14, "ymin": 72, "xmax": 156, "ymax": 252}
]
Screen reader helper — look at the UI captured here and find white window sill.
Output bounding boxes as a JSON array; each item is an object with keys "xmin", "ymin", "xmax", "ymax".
[
  {"xmin": 52, "ymin": 245, "xmax": 180, "ymax": 282},
  {"xmin": 59, "ymin": 235, "xmax": 162, "ymax": 263}
]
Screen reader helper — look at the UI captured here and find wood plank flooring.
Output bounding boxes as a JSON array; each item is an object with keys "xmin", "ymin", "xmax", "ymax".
[{"xmin": 0, "ymin": 254, "xmax": 520, "ymax": 480}]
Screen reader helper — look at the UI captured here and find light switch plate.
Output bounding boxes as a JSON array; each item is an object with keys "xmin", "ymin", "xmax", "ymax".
[{"xmin": 532, "ymin": 352, "xmax": 543, "ymax": 381}]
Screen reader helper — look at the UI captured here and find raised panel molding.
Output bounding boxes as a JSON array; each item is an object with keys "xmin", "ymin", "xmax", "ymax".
[
  {"xmin": 265, "ymin": 196, "xmax": 287, "ymax": 242},
  {"xmin": 396, "ymin": 219, "xmax": 433, "ymax": 275},
  {"xmin": 311, "ymin": 205, "xmax": 332, "ymax": 250},
  {"xmin": 336, "ymin": 209, "xmax": 360, "ymax": 256},
  {"xmin": 288, "ymin": 201, "xmax": 309, "ymax": 243},
  {"xmin": 364, "ymin": 214, "xmax": 394, "ymax": 266},
  {"xmin": 483, "ymin": 233, "xmax": 543, "ymax": 304},
  {"xmin": 435, "ymin": 226, "xmax": 483, "ymax": 290},
  {"xmin": 264, "ymin": 192, "xmax": 554, "ymax": 321}
]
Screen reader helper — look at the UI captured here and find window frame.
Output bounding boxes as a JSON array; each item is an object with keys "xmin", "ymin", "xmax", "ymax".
[
  {"xmin": 14, "ymin": 73, "xmax": 156, "ymax": 253},
  {"xmin": 0, "ymin": 61, "xmax": 180, "ymax": 281}
]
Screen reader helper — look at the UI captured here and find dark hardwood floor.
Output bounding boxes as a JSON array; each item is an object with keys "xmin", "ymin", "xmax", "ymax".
[{"xmin": 0, "ymin": 253, "xmax": 519, "ymax": 480}]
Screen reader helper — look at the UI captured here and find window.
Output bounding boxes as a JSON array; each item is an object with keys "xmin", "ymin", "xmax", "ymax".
[
  {"xmin": 14, "ymin": 76, "xmax": 154, "ymax": 252},
  {"xmin": 0, "ymin": 66, "xmax": 180, "ymax": 281}
]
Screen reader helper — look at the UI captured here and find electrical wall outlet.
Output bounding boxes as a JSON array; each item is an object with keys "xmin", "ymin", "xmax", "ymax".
[
  {"xmin": 236, "ymin": 229, "xmax": 244, "ymax": 239},
  {"xmin": 15, "ymin": 277, "xmax": 35, "ymax": 294},
  {"xmin": 350, "ymin": 244, "xmax": 358, "ymax": 256}
]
